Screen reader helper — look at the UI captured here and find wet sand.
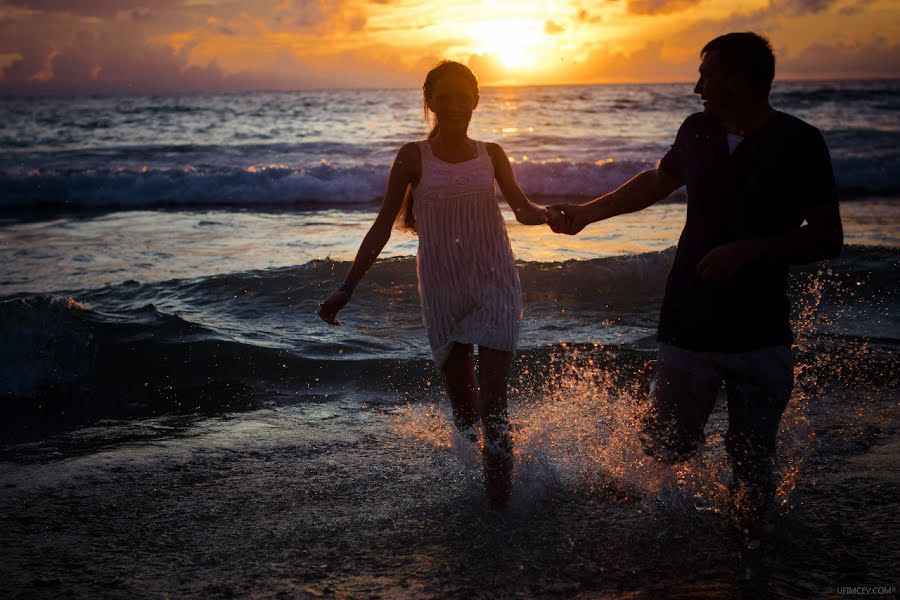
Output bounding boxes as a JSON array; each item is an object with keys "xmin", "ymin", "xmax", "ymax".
[{"xmin": 1, "ymin": 380, "xmax": 896, "ymax": 599}]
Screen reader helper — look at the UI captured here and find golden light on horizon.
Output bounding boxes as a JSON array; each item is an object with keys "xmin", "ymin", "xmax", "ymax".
[{"xmin": 0, "ymin": 0, "xmax": 896, "ymax": 92}]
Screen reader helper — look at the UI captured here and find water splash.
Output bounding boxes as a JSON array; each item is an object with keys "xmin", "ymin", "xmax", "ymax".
[
  {"xmin": 389, "ymin": 274, "xmax": 872, "ymax": 517},
  {"xmin": 391, "ymin": 345, "xmax": 737, "ymax": 514},
  {"xmin": 777, "ymin": 261, "xmax": 898, "ymax": 501}
]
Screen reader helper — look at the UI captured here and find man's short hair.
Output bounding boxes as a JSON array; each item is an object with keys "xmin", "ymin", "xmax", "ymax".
[{"xmin": 702, "ymin": 32, "xmax": 775, "ymax": 98}]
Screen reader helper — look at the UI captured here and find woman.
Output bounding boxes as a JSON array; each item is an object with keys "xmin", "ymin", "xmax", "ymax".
[{"xmin": 318, "ymin": 61, "xmax": 553, "ymax": 507}]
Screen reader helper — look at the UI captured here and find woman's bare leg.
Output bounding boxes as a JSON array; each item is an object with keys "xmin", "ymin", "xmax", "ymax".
[
  {"xmin": 441, "ymin": 342, "xmax": 479, "ymax": 433},
  {"xmin": 478, "ymin": 346, "xmax": 514, "ymax": 508}
]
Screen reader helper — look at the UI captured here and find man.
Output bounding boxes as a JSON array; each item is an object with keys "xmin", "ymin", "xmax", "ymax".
[{"xmin": 549, "ymin": 32, "xmax": 842, "ymax": 538}]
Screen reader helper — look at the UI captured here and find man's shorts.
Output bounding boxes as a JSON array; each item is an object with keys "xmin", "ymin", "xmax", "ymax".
[{"xmin": 641, "ymin": 343, "xmax": 794, "ymax": 463}]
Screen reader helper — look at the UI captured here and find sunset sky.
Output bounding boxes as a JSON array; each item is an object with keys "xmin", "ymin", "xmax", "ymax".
[{"xmin": 1, "ymin": 0, "xmax": 897, "ymax": 93}]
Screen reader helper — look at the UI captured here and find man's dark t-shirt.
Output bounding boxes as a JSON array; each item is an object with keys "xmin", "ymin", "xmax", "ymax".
[{"xmin": 657, "ymin": 110, "xmax": 837, "ymax": 352}]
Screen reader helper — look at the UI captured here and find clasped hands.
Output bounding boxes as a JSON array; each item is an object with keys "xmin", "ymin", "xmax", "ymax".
[{"xmin": 542, "ymin": 203, "xmax": 589, "ymax": 235}]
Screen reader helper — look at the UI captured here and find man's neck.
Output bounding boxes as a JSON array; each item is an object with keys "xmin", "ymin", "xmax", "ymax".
[{"xmin": 723, "ymin": 100, "xmax": 773, "ymax": 136}]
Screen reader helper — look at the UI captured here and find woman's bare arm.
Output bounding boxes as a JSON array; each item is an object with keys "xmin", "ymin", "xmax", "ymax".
[
  {"xmin": 317, "ymin": 143, "xmax": 419, "ymax": 324},
  {"xmin": 487, "ymin": 142, "xmax": 547, "ymax": 226}
]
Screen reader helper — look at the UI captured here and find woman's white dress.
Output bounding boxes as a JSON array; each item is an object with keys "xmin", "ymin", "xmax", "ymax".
[{"xmin": 412, "ymin": 139, "xmax": 522, "ymax": 367}]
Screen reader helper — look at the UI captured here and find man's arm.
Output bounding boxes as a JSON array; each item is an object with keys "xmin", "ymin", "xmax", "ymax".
[
  {"xmin": 697, "ymin": 200, "xmax": 843, "ymax": 282},
  {"xmin": 549, "ymin": 167, "xmax": 683, "ymax": 235},
  {"xmin": 699, "ymin": 125, "xmax": 842, "ymax": 282}
]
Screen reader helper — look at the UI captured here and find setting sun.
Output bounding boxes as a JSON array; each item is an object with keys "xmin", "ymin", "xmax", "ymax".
[{"xmin": 468, "ymin": 19, "xmax": 545, "ymax": 71}]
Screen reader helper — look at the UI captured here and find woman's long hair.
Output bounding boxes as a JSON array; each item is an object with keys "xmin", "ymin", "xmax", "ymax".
[{"xmin": 395, "ymin": 60, "xmax": 479, "ymax": 234}]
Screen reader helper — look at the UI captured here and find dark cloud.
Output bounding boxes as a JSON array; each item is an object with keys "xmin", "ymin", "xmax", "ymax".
[
  {"xmin": 5, "ymin": 0, "xmax": 361, "ymax": 34},
  {"xmin": 838, "ymin": 0, "xmax": 874, "ymax": 16},
  {"xmin": 0, "ymin": 23, "xmax": 431, "ymax": 93},
  {"xmin": 779, "ymin": 37, "xmax": 900, "ymax": 77},
  {"xmin": 626, "ymin": 0, "xmax": 703, "ymax": 15},
  {"xmin": 50, "ymin": 30, "xmax": 105, "ymax": 84},
  {"xmin": 0, "ymin": 39, "xmax": 53, "ymax": 82},
  {"xmin": 3, "ymin": 0, "xmax": 182, "ymax": 17},
  {"xmin": 627, "ymin": 0, "xmax": 839, "ymax": 17},
  {"xmin": 672, "ymin": 5, "xmax": 776, "ymax": 52},
  {"xmin": 117, "ymin": 7, "xmax": 153, "ymax": 20},
  {"xmin": 768, "ymin": 0, "xmax": 837, "ymax": 14},
  {"xmin": 265, "ymin": 0, "xmax": 369, "ymax": 35},
  {"xmin": 672, "ymin": 0, "xmax": 871, "ymax": 65},
  {"xmin": 0, "ymin": 0, "xmax": 376, "ymax": 92},
  {"xmin": 272, "ymin": 0, "xmax": 333, "ymax": 29},
  {"xmin": 0, "ymin": 10, "xmax": 78, "ymax": 74},
  {"xmin": 0, "ymin": 28, "xmax": 236, "ymax": 93}
]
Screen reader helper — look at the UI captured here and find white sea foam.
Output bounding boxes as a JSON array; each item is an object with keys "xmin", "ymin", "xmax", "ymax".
[
  {"xmin": 4, "ymin": 153, "xmax": 896, "ymax": 209},
  {"xmin": 2, "ymin": 80, "xmax": 898, "ymax": 209}
]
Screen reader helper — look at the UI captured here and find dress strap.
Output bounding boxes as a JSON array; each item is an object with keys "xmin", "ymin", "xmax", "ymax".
[
  {"xmin": 417, "ymin": 140, "xmax": 433, "ymax": 179},
  {"xmin": 476, "ymin": 140, "xmax": 486, "ymax": 160},
  {"xmin": 477, "ymin": 140, "xmax": 494, "ymax": 173},
  {"xmin": 418, "ymin": 139, "xmax": 432, "ymax": 159}
]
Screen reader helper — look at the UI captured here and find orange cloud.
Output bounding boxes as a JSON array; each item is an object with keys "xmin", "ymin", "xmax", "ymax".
[
  {"xmin": 559, "ymin": 41, "xmax": 696, "ymax": 84},
  {"xmin": 544, "ymin": 19, "xmax": 565, "ymax": 34}
]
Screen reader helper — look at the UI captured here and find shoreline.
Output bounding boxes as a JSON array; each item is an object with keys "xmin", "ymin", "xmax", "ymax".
[{"xmin": 3, "ymin": 191, "xmax": 899, "ymax": 220}]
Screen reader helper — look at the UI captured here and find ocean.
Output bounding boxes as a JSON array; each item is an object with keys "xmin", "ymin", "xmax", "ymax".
[{"xmin": 1, "ymin": 80, "xmax": 898, "ymax": 598}]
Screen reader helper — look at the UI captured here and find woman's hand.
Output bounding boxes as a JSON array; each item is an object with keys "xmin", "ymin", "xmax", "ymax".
[
  {"xmin": 515, "ymin": 202, "xmax": 551, "ymax": 226},
  {"xmin": 547, "ymin": 204, "xmax": 590, "ymax": 235},
  {"xmin": 318, "ymin": 289, "xmax": 350, "ymax": 325}
]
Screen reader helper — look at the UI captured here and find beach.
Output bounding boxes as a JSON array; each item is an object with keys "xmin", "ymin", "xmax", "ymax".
[{"xmin": 0, "ymin": 352, "xmax": 895, "ymax": 598}]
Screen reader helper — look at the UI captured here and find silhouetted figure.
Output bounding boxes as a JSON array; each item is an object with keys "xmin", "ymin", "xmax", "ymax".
[
  {"xmin": 318, "ymin": 61, "xmax": 552, "ymax": 508},
  {"xmin": 549, "ymin": 32, "xmax": 843, "ymax": 542}
]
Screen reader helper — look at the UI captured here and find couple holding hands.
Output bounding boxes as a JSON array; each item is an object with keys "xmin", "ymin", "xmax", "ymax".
[{"xmin": 318, "ymin": 32, "xmax": 843, "ymax": 538}]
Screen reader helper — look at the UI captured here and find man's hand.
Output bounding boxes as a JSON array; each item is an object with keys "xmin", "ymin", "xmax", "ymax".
[
  {"xmin": 318, "ymin": 289, "xmax": 350, "ymax": 325},
  {"xmin": 547, "ymin": 204, "xmax": 590, "ymax": 235},
  {"xmin": 697, "ymin": 240, "xmax": 762, "ymax": 283}
]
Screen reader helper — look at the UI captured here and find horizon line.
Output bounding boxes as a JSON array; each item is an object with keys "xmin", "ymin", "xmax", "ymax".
[{"xmin": 1, "ymin": 75, "xmax": 897, "ymax": 98}]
